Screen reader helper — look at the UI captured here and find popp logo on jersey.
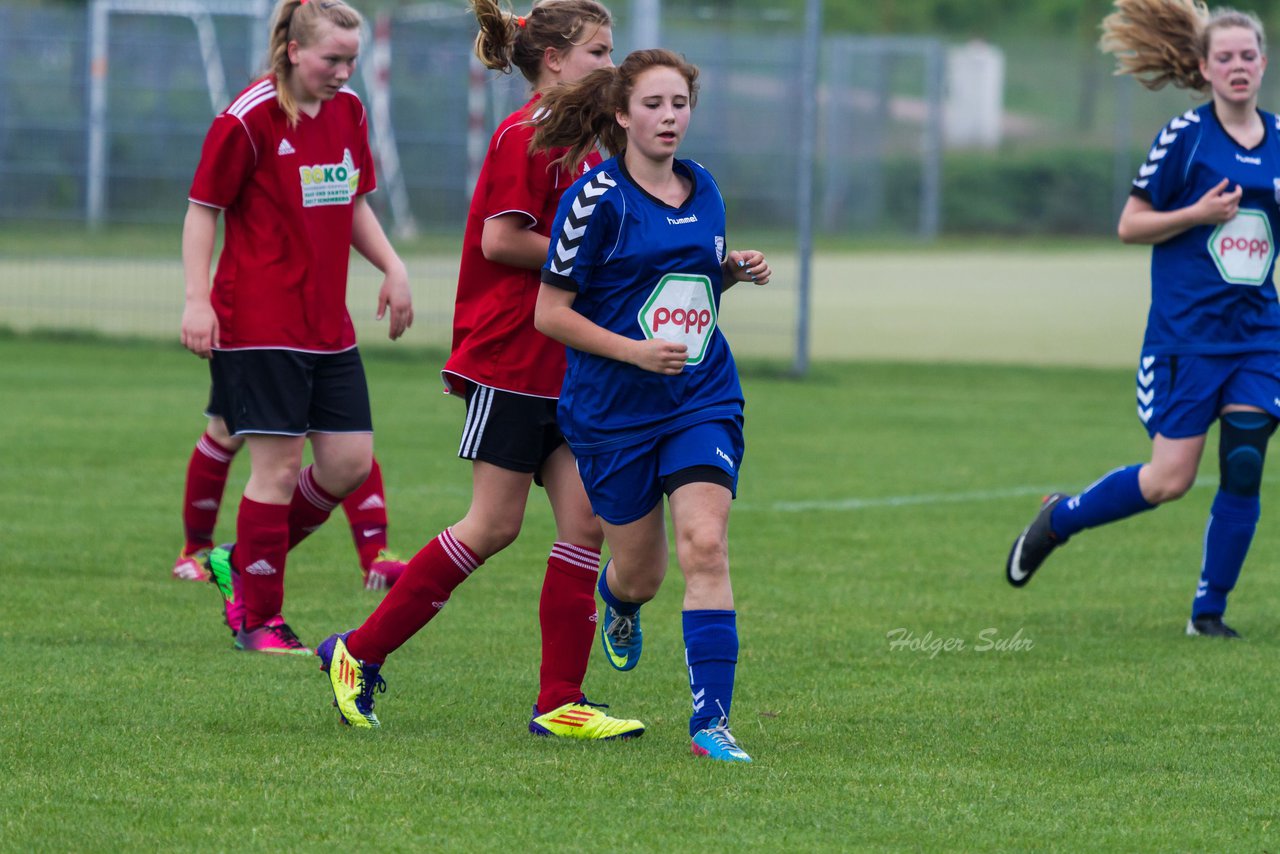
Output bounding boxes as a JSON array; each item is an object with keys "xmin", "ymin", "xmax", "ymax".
[
  {"xmin": 298, "ymin": 148, "xmax": 360, "ymax": 208},
  {"xmin": 1208, "ymin": 209, "xmax": 1274, "ymax": 286},
  {"xmin": 638, "ymin": 274, "xmax": 717, "ymax": 365}
]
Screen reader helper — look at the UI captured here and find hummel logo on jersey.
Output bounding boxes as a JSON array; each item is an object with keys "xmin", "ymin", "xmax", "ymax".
[
  {"xmin": 277, "ymin": 138, "xmax": 296, "ymax": 156},
  {"xmin": 357, "ymin": 495, "xmax": 385, "ymax": 511},
  {"xmin": 1236, "ymin": 153, "xmax": 1262, "ymax": 165},
  {"xmin": 550, "ymin": 172, "xmax": 618, "ymax": 276},
  {"xmin": 715, "ymin": 447, "xmax": 735, "ymax": 469},
  {"xmin": 245, "ymin": 559, "xmax": 278, "ymax": 576},
  {"xmin": 666, "ymin": 214, "xmax": 698, "ymax": 225}
]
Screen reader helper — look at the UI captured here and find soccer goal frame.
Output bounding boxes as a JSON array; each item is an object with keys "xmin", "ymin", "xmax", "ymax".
[{"xmin": 85, "ymin": 0, "xmax": 415, "ymax": 236}]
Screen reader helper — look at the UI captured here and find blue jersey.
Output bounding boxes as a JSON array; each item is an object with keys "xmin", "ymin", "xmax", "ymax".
[
  {"xmin": 1132, "ymin": 103, "xmax": 1280, "ymax": 355},
  {"xmin": 541, "ymin": 156, "xmax": 744, "ymax": 454}
]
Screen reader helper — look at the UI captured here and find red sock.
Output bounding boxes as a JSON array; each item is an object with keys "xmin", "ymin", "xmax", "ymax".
[
  {"xmin": 287, "ymin": 465, "xmax": 341, "ymax": 551},
  {"xmin": 342, "ymin": 456, "xmax": 390, "ymax": 570},
  {"xmin": 182, "ymin": 432, "xmax": 236, "ymax": 553},
  {"xmin": 234, "ymin": 496, "xmax": 290, "ymax": 629},
  {"xmin": 537, "ymin": 543, "xmax": 602, "ymax": 711},
  {"xmin": 346, "ymin": 528, "xmax": 481, "ymax": 664}
]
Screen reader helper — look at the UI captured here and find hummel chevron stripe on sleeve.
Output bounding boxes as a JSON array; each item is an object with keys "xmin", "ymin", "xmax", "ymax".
[{"xmin": 548, "ymin": 172, "xmax": 617, "ymax": 278}]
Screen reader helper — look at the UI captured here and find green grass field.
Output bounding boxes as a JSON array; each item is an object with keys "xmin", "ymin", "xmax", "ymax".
[{"xmin": 6, "ymin": 332, "xmax": 1280, "ymax": 851}]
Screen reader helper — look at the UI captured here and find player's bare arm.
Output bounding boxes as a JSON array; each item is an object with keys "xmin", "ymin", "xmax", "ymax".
[
  {"xmin": 351, "ymin": 196, "xmax": 414, "ymax": 339},
  {"xmin": 1117, "ymin": 179, "xmax": 1242, "ymax": 245},
  {"xmin": 181, "ymin": 201, "xmax": 220, "ymax": 359},
  {"xmin": 535, "ymin": 282, "xmax": 689, "ymax": 375},
  {"xmin": 480, "ymin": 213, "xmax": 551, "ymax": 270}
]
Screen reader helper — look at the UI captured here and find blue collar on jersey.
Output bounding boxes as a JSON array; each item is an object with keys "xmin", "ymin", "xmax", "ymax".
[
  {"xmin": 615, "ymin": 153, "xmax": 698, "ymax": 211},
  {"xmin": 1208, "ymin": 101, "xmax": 1269, "ymax": 152}
]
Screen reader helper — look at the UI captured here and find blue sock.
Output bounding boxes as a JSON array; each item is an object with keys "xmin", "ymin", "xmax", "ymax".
[
  {"xmin": 597, "ymin": 564, "xmax": 640, "ymax": 615},
  {"xmin": 1049, "ymin": 464, "xmax": 1156, "ymax": 540},
  {"xmin": 1193, "ymin": 490, "xmax": 1260, "ymax": 619},
  {"xmin": 683, "ymin": 609, "xmax": 738, "ymax": 737}
]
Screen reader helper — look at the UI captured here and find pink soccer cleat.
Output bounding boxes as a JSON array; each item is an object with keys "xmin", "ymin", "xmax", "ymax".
[
  {"xmin": 235, "ymin": 615, "xmax": 312, "ymax": 655},
  {"xmin": 362, "ymin": 549, "xmax": 407, "ymax": 591},
  {"xmin": 172, "ymin": 548, "xmax": 212, "ymax": 582}
]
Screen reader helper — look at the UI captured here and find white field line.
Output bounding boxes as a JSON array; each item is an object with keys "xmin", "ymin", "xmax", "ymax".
[{"xmin": 748, "ymin": 477, "xmax": 1221, "ymax": 513}]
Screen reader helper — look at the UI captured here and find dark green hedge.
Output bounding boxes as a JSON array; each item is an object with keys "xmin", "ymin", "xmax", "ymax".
[{"xmin": 939, "ymin": 147, "xmax": 1131, "ymax": 235}]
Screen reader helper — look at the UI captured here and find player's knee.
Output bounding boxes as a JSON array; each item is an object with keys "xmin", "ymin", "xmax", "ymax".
[
  {"xmin": 610, "ymin": 566, "xmax": 662, "ymax": 602},
  {"xmin": 323, "ymin": 459, "xmax": 372, "ymax": 498},
  {"xmin": 676, "ymin": 531, "xmax": 729, "ymax": 579},
  {"xmin": 1147, "ymin": 468, "xmax": 1196, "ymax": 503},
  {"xmin": 1220, "ymin": 411, "xmax": 1276, "ymax": 497},
  {"xmin": 467, "ymin": 517, "xmax": 522, "ymax": 557},
  {"xmin": 207, "ymin": 417, "xmax": 243, "ymax": 451}
]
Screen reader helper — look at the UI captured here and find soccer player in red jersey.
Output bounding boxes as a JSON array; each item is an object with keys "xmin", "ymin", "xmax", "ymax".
[
  {"xmin": 316, "ymin": 0, "xmax": 643, "ymax": 739},
  {"xmin": 181, "ymin": 0, "xmax": 413, "ymax": 655}
]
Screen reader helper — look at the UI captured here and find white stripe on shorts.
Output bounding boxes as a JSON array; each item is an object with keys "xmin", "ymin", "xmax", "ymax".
[{"xmin": 459, "ymin": 385, "xmax": 495, "ymax": 459}]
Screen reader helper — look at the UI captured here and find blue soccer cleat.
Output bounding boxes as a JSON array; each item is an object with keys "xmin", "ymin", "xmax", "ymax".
[
  {"xmin": 691, "ymin": 720, "xmax": 752, "ymax": 763},
  {"xmin": 598, "ymin": 566, "xmax": 642, "ymax": 671}
]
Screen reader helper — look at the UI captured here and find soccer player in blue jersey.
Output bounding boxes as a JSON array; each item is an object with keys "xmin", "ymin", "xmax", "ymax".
[
  {"xmin": 532, "ymin": 49, "xmax": 771, "ymax": 761},
  {"xmin": 1007, "ymin": 1, "xmax": 1280, "ymax": 639}
]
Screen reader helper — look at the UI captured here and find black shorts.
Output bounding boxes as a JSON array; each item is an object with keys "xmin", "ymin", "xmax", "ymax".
[
  {"xmin": 458, "ymin": 382, "xmax": 564, "ymax": 478},
  {"xmin": 208, "ymin": 348, "xmax": 372, "ymax": 436}
]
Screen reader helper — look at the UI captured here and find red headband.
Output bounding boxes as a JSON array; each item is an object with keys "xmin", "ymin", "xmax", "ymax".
[{"xmin": 516, "ymin": 15, "xmax": 526, "ymax": 28}]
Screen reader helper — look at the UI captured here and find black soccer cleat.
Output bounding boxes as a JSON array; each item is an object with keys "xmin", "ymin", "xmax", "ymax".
[
  {"xmin": 1006, "ymin": 493, "xmax": 1070, "ymax": 587},
  {"xmin": 1186, "ymin": 615, "xmax": 1241, "ymax": 639}
]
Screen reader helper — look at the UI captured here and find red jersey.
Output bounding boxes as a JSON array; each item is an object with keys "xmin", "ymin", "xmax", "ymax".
[
  {"xmin": 189, "ymin": 77, "xmax": 376, "ymax": 352},
  {"xmin": 442, "ymin": 94, "xmax": 601, "ymax": 398}
]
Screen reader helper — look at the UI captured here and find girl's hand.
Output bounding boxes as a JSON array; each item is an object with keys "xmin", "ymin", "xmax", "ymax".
[
  {"xmin": 723, "ymin": 249, "xmax": 771, "ymax": 286},
  {"xmin": 1192, "ymin": 178, "xmax": 1243, "ymax": 225},
  {"xmin": 376, "ymin": 263, "xmax": 414, "ymax": 340},
  {"xmin": 630, "ymin": 337, "xmax": 689, "ymax": 374},
  {"xmin": 181, "ymin": 299, "xmax": 219, "ymax": 358}
]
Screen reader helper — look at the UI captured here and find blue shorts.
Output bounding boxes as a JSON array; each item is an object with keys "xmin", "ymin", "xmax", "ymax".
[
  {"xmin": 1137, "ymin": 351, "xmax": 1280, "ymax": 439},
  {"xmin": 575, "ymin": 419, "xmax": 744, "ymax": 525}
]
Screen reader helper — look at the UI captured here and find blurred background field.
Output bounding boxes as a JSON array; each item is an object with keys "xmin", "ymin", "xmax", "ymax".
[
  {"xmin": 4, "ymin": 0, "xmax": 1259, "ymax": 372},
  {"xmin": 0, "ymin": 240, "xmax": 1153, "ymax": 366}
]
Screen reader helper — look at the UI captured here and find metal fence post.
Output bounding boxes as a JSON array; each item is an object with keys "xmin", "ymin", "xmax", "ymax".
[{"xmin": 792, "ymin": 0, "xmax": 821, "ymax": 378}]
